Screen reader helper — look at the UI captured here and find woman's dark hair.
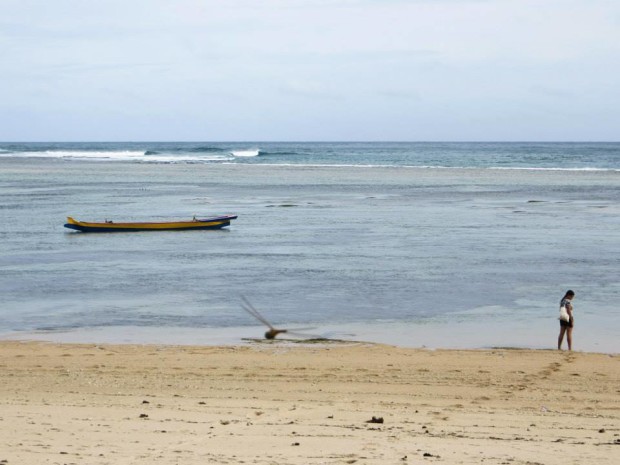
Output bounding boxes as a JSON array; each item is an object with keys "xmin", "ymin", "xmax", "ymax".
[{"xmin": 564, "ymin": 290, "xmax": 575, "ymax": 297}]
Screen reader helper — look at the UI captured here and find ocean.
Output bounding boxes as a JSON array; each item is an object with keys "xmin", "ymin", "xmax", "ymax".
[{"xmin": 1, "ymin": 142, "xmax": 619, "ymax": 352}]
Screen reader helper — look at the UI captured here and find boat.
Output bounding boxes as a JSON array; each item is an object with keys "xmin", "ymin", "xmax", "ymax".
[{"xmin": 64, "ymin": 215, "xmax": 237, "ymax": 232}]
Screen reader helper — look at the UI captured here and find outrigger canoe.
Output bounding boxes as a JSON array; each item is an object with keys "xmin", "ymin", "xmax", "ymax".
[{"xmin": 64, "ymin": 215, "xmax": 237, "ymax": 232}]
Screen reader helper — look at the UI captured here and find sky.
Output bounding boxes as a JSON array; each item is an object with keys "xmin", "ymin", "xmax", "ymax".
[{"xmin": 1, "ymin": 0, "xmax": 619, "ymax": 141}]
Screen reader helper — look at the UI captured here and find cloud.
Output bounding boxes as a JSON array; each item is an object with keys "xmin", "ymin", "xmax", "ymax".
[{"xmin": 1, "ymin": 0, "xmax": 619, "ymax": 140}]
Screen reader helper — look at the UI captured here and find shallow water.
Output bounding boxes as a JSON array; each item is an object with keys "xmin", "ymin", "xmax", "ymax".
[{"xmin": 1, "ymin": 148, "xmax": 619, "ymax": 352}]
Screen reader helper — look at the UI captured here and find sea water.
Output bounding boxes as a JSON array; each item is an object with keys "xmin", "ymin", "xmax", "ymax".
[{"xmin": 1, "ymin": 142, "xmax": 618, "ymax": 352}]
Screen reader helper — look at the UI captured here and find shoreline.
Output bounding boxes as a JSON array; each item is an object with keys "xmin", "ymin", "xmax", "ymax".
[
  {"xmin": 1, "ymin": 341, "xmax": 618, "ymax": 464},
  {"xmin": 2, "ymin": 316, "xmax": 619, "ymax": 355}
]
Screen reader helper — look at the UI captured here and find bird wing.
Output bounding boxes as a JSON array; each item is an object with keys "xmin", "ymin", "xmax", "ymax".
[{"xmin": 241, "ymin": 296, "xmax": 275, "ymax": 330}]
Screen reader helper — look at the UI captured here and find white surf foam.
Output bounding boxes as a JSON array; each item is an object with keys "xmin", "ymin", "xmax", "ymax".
[
  {"xmin": 16, "ymin": 150, "xmax": 146, "ymax": 160},
  {"xmin": 231, "ymin": 149, "xmax": 260, "ymax": 157},
  {"xmin": 9, "ymin": 150, "xmax": 233, "ymax": 163}
]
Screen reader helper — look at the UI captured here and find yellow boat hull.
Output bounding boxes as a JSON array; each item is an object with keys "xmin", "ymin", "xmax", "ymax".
[{"xmin": 64, "ymin": 215, "xmax": 237, "ymax": 232}]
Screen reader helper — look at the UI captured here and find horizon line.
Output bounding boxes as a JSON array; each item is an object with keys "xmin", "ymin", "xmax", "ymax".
[{"xmin": 2, "ymin": 140, "xmax": 620, "ymax": 144}]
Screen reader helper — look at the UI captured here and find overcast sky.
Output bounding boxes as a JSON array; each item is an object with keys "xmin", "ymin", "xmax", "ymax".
[{"xmin": 1, "ymin": 0, "xmax": 619, "ymax": 141}]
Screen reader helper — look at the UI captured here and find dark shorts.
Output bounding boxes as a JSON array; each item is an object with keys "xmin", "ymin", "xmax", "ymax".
[{"xmin": 560, "ymin": 318, "xmax": 574, "ymax": 328}]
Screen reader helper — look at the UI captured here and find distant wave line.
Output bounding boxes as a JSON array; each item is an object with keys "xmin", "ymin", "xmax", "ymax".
[
  {"xmin": 223, "ymin": 162, "xmax": 620, "ymax": 172},
  {"xmin": 1, "ymin": 150, "xmax": 617, "ymax": 171},
  {"xmin": 14, "ymin": 150, "xmax": 146, "ymax": 159},
  {"xmin": 3, "ymin": 150, "xmax": 233, "ymax": 163}
]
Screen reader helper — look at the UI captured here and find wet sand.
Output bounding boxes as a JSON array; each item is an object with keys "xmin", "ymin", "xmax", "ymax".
[{"xmin": 1, "ymin": 341, "xmax": 618, "ymax": 464}]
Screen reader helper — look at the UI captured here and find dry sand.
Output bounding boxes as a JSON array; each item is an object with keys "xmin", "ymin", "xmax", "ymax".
[{"xmin": 1, "ymin": 340, "xmax": 618, "ymax": 464}]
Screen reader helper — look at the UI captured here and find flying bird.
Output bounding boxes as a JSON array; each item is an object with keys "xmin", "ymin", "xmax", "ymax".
[{"xmin": 241, "ymin": 296, "xmax": 288, "ymax": 339}]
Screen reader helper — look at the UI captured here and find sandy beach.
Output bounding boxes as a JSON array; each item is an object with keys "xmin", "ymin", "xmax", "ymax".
[{"xmin": 1, "ymin": 341, "xmax": 618, "ymax": 464}]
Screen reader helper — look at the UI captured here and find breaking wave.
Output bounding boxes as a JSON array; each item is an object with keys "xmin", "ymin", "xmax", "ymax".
[{"xmin": 231, "ymin": 149, "xmax": 260, "ymax": 157}]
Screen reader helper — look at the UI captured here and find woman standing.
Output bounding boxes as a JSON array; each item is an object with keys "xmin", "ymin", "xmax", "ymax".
[{"xmin": 557, "ymin": 290, "xmax": 575, "ymax": 350}]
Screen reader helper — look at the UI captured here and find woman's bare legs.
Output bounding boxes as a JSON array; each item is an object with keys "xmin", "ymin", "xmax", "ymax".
[{"xmin": 558, "ymin": 326, "xmax": 567, "ymax": 350}]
